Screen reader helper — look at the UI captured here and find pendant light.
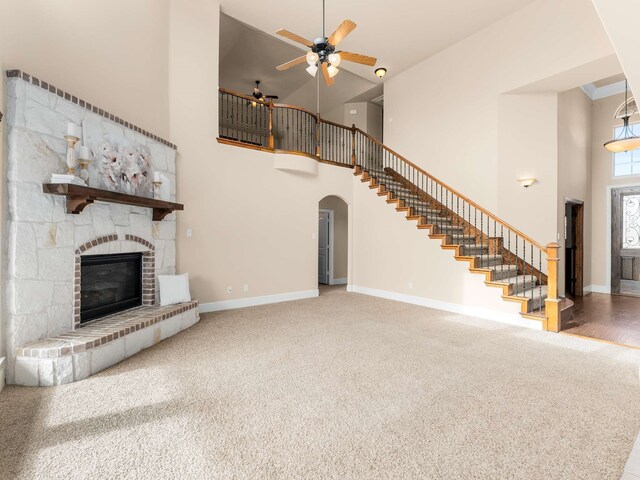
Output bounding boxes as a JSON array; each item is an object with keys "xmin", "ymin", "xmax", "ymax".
[{"xmin": 604, "ymin": 80, "xmax": 640, "ymax": 153}]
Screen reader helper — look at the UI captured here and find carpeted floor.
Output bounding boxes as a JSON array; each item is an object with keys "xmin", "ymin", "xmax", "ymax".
[{"xmin": 1, "ymin": 288, "xmax": 639, "ymax": 479}]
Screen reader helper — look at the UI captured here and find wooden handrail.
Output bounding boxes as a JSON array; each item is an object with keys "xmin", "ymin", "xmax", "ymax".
[
  {"xmin": 320, "ymin": 118, "xmax": 352, "ymax": 130},
  {"xmin": 353, "ymin": 127, "xmax": 548, "ymax": 253}
]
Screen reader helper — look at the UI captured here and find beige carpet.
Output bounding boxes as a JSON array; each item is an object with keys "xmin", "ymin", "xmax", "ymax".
[{"xmin": 1, "ymin": 288, "xmax": 639, "ymax": 479}]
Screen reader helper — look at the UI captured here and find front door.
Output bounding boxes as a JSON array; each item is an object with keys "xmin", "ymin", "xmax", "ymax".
[
  {"xmin": 612, "ymin": 186, "xmax": 640, "ymax": 295},
  {"xmin": 318, "ymin": 211, "xmax": 330, "ymax": 285}
]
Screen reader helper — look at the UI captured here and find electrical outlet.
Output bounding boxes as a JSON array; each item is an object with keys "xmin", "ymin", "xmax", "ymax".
[
  {"xmin": 186, "ymin": 228, "xmax": 193, "ymax": 237},
  {"xmin": 408, "ymin": 282, "xmax": 413, "ymax": 289},
  {"xmin": 243, "ymin": 284, "xmax": 249, "ymax": 292},
  {"xmin": 227, "ymin": 286, "xmax": 232, "ymax": 294},
  {"xmin": 349, "ymin": 109, "xmax": 358, "ymax": 115}
]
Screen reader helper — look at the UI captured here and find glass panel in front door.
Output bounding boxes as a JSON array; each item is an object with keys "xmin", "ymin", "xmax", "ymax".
[{"xmin": 622, "ymin": 194, "xmax": 640, "ymax": 249}]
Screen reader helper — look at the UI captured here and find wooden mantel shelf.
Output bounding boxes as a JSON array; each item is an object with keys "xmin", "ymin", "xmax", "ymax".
[{"xmin": 43, "ymin": 183, "xmax": 184, "ymax": 221}]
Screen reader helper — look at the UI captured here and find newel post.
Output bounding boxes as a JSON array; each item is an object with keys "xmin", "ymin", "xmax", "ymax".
[
  {"xmin": 544, "ymin": 242, "xmax": 561, "ymax": 332},
  {"xmin": 351, "ymin": 124, "xmax": 357, "ymax": 167},
  {"xmin": 267, "ymin": 100, "xmax": 275, "ymax": 150}
]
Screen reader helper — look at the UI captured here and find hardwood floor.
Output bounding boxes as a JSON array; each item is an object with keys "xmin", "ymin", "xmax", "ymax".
[{"xmin": 562, "ymin": 293, "xmax": 640, "ymax": 349}]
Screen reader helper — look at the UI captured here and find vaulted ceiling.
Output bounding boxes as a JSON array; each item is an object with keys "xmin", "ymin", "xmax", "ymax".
[{"xmin": 220, "ymin": 0, "xmax": 539, "ymax": 82}]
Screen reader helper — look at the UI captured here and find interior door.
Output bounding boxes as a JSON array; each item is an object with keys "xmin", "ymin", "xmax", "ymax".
[
  {"xmin": 564, "ymin": 202, "xmax": 584, "ymax": 297},
  {"xmin": 612, "ymin": 187, "xmax": 640, "ymax": 295},
  {"xmin": 318, "ymin": 211, "xmax": 330, "ymax": 285}
]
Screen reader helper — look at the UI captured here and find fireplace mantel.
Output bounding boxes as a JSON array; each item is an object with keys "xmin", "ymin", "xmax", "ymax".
[{"xmin": 43, "ymin": 183, "xmax": 184, "ymax": 221}]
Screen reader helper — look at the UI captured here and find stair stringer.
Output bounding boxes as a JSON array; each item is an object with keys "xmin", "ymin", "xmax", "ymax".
[{"xmin": 350, "ymin": 174, "xmax": 542, "ymax": 330}]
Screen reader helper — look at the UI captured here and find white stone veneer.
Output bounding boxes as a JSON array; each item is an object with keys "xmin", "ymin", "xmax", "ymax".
[{"xmin": 3, "ymin": 77, "xmax": 178, "ymax": 384}]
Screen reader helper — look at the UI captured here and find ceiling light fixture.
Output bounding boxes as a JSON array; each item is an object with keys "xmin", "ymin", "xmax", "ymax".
[
  {"xmin": 328, "ymin": 53, "xmax": 341, "ymax": 67},
  {"xmin": 275, "ymin": 0, "xmax": 377, "ymax": 86},
  {"xmin": 306, "ymin": 64, "xmax": 318, "ymax": 77},
  {"xmin": 375, "ymin": 67, "xmax": 387, "ymax": 78},
  {"xmin": 604, "ymin": 80, "xmax": 640, "ymax": 153},
  {"xmin": 306, "ymin": 51, "xmax": 319, "ymax": 66}
]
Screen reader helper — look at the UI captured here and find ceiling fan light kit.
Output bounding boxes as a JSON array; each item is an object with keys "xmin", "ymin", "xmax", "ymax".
[
  {"xmin": 275, "ymin": 0, "xmax": 377, "ymax": 86},
  {"xmin": 327, "ymin": 64, "xmax": 339, "ymax": 78},
  {"xmin": 306, "ymin": 64, "xmax": 318, "ymax": 77},
  {"xmin": 248, "ymin": 80, "xmax": 278, "ymax": 106},
  {"xmin": 306, "ymin": 51, "xmax": 319, "ymax": 65}
]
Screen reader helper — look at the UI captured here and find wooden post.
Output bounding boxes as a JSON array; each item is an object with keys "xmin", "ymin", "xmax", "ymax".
[
  {"xmin": 351, "ymin": 124, "xmax": 357, "ymax": 167},
  {"xmin": 267, "ymin": 101, "xmax": 275, "ymax": 150},
  {"xmin": 316, "ymin": 114, "xmax": 321, "ymax": 157},
  {"xmin": 544, "ymin": 242, "xmax": 560, "ymax": 332}
]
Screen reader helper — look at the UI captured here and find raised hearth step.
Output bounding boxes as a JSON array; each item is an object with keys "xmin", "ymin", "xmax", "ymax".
[{"xmin": 14, "ymin": 301, "xmax": 199, "ymax": 387}]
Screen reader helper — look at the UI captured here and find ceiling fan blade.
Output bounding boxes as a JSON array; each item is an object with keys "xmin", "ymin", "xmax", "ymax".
[
  {"xmin": 276, "ymin": 29, "xmax": 313, "ymax": 47},
  {"xmin": 322, "ymin": 63, "xmax": 335, "ymax": 87},
  {"xmin": 328, "ymin": 19, "xmax": 357, "ymax": 46},
  {"xmin": 338, "ymin": 51, "xmax": 377, "ymax": 67},
  {"xmin": 276, "ymin": 56, "xmax": 307, "ymax": 71}
]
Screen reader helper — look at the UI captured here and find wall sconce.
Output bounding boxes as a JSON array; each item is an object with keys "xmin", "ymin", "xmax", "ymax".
[{"xmin": 518, "ymin": 178, "xmax": 536, "ymax": 188}]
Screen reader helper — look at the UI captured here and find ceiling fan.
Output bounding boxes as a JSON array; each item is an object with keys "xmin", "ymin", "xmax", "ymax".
[
  {"xmin": 275, "ymin": 0, "xmax": 377, "ymax": 86},
  {"xmin": 250, "ymin": 80, "xmax": 278, "ymax": 102}
]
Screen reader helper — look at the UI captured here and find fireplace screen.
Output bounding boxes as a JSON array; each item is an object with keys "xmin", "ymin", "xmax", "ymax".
[{"xmin": 80, "ymin": 253, "xmax": 143, "ymax": 324}]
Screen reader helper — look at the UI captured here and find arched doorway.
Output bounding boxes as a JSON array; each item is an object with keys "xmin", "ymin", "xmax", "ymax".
[{"xmin": 318, "ymin": 195, "xmax": 348, "ymax": 293}]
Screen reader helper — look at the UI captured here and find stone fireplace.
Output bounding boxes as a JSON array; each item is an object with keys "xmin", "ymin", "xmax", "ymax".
[{"xmin": 3, "ymin": 70, "xmax": 198, "ymax": 386}]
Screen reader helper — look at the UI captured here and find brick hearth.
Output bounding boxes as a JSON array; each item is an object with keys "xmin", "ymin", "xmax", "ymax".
[{"xmin": 14, "ymin": 302, "xmax": 199, "ymax": 386}]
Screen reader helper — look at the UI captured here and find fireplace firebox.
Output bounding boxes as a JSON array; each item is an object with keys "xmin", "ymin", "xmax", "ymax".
[{"xmin": 80, "ymin": 253, "xmax": 143, "ymax": 324}]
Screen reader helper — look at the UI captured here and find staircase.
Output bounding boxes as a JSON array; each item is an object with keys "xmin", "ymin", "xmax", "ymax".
[
  {"xmin": 217, "ymin": 87, "xmax": 565, "ymax": 331},
  {"xmin": 357, "ymin": 167, "xmax": 548, "ymax": 320}
]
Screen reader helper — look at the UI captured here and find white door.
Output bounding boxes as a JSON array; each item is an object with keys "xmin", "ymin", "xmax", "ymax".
[{"xmin": 318, "ymin": 211, "xmax": 330, "ymax": 284}]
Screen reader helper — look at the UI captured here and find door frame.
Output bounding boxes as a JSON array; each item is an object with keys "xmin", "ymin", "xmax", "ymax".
[
  {"xmin": 611, "ymin": 185, "xmax": 640, "ymax": 294},
  {"xmin": 603, "ymin": 183, "xmax": 640, "ymax": 294},
  {"xmin": 319, "ymin": 208, "xmax": 335, "ymax": 285},
  {"xmin": 564, "ymin": 198, "xmax": 584, "ymax": 297}
]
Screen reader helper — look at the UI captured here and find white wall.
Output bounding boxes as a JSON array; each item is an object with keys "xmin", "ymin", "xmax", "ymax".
[
  {"xmin": 322, "ymin": 102, "xmax": 383, "ymax": 141},
  {"xmin": 1, "ymin": 0, "xmax": 171, "ymax": 138},
  {"xmin": 367, "ymin": 103, "xmax": 383, "ymax": 142},
  {"xmin": 169, "ymin": 0, "xmax": 354, "ymax": 305},
  {"xmin": 557, "ymin": 88, "xmax": 592, "ymax": 295},
  {"xmin": 497, "ymin": 93, "xmax": 558, "ymax": 244},
  {"xmin": 384, "ymin": 0, "xmax": 614, "ymax": 246}
]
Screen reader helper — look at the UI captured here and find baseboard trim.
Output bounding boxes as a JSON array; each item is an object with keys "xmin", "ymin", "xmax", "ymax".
[
  {"xmin": 349, "ymin": 285, "xmax": 542, "ymax": 330},
  {"xmin": 330, "ymin": 278, "xmax": 348, "ymax": 285},
  {"xmin": 199, "ymin": 290, "xmax": 319, "ymax": 313},
  {"xmin": 584, "ymin": 284, "xmax": 611, "ymax": 294}
]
